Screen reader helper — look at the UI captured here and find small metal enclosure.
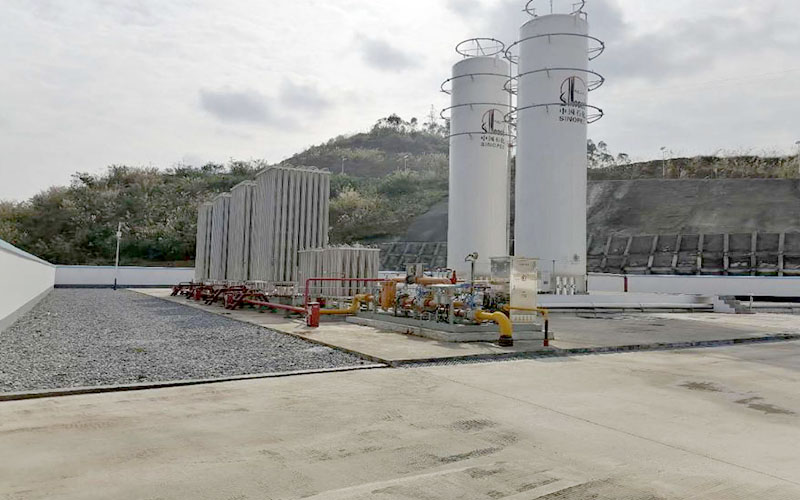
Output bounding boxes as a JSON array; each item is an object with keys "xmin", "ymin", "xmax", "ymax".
[{"xmin": 491, "ymin": 256, "xmax": 538, "ymax": 323}]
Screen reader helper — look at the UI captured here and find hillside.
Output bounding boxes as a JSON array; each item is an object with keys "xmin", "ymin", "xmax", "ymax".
[
  {"xmin": 401, "ymin": 179, "xmax": 800, "ymax": 243},
  {"xmin": 586, "ymin": 179, "xmax": 800, "ymax": 236},
  {"xmin": 2, "ymin": 113, "xmax": 799, "ymax": 266},
  {"xmin": 0, "ymin": 116, "xmax": 450, "ymax": 265},
  {"xmin": 0, "ymin": 162, "xmax": 264, "ymax": 266},
  {"xmin": 286, "ymin": 115, "xmax": 448, "ymax": 178}
]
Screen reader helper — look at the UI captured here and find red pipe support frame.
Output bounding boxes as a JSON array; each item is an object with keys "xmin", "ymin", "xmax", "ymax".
[
  {"xmin": 303, "ymin": 278, "xmax": 387, "ymax": 309},
  {"xmin": 171, "ymin": 282, "xmax": 206, "ymax": 297}
]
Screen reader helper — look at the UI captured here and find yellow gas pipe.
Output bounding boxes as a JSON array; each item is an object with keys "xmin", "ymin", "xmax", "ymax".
[
  {"xmin": 319, "ymin": 294, "xmax": 373, "ymax": 315},
  {"xmin": 474, "ymin": 310, "xmax": 513, "ymax": 346},
  {"xmin": 502, "ymin": 305, "xmax": 550, "ymax": 321}
]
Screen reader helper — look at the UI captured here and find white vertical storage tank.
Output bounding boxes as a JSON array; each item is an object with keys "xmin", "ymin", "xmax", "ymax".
[
  {"xmin": 194, "ymin": 202, "xmax": 213, "ymax": 282},
  {"xmin": 209, "ymin": 193, "xmax": 231, "ymax": 281},
  {"xmin": 226, "ymin": 181, "xmax": 255, "ymax": 282},
  {"xmin": 511, "ymin": 3, "xmax": 604, "ymax": 292},
  {"xmin": 443, "ymin": 38, "xmax": 512, "ymax": 278}
]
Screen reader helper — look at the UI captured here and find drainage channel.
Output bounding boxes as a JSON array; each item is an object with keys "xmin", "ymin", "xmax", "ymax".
[{"xmin": 392, "ymin": 334, "xmax": 800, "ymax": 368}]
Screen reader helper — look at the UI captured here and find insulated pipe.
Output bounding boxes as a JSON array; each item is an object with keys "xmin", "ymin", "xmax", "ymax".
[
  {"xmin": 319, "ymin": 294, "xmax": 373, "ymax": 316},
  {"xmin": 474, "ymin": 310, "xmax": 513, "ymax": 346}
]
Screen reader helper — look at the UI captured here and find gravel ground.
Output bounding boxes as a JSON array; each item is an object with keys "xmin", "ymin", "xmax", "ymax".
[{"xmin": 0, "ymin": 289, "xmax": 370, "ymax": 392}]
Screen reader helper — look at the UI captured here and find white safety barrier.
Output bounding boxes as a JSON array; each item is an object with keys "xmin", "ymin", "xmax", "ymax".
[
  {"xmin": 55, "ymin": 266, "xmax": 195, "ymax": 288},
  {"xmin": 0, "ymin": 239, "xmax": 55, "ymax": 332},
  {"xmin": 589, "ymin": 273, "xmax": 800, "ymax": 297}
]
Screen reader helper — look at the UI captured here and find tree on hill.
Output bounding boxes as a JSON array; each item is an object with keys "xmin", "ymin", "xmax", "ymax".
[
  {"xmin": 284, "ymin": 114, "xmax": 448, "ymax": 177},
  {"xmin": 2, "ymin": 113, "xmax": 799, "ymax": 266},
  {"xmin": 0, "ymin": 162, "xmax": 262, "ymax": 265},
  {"xmin": 0, "ymin": 115, "xmax": 452, "ymax": 264}
]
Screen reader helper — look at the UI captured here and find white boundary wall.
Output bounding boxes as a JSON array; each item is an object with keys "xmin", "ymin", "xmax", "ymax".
[
  {"xmin": 589, "ymin": 273, "xmax": 800, "ymax": 297},
  {"xmin": 55, "ymin": 266, "xmax": 194, "ymax": 287},
  {"xmin": 0, "ymin": 239, "xmax": 55, "ymax": 332}
]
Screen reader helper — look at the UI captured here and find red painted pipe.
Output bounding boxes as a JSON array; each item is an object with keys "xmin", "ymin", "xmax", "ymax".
[{"xmin": 243, "ymin": 298, "xmax": 305, "ymax": 314}]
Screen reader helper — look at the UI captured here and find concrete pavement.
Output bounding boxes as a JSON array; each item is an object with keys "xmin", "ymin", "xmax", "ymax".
[
  {"xmin": 2, "ymin": 341, "xmax": 799, "ymax": 499},
  {"xmin": 138, "ymin": 289, "xmax": 799, "ymax": 365}
]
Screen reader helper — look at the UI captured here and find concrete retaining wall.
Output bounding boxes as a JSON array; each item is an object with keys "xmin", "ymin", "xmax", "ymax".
[
  {"xmin": 0, "ymin": 239, "xmax": 55, "ymax": 332},
  {"xmin": 55, "ymin": 266, "xmax": 194, "ymax": 287}
]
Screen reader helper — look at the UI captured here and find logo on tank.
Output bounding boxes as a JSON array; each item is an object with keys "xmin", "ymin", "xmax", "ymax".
[
  {"xmin": 558, "ymin": 76, "xmax": 587, "ymax": 125},
  {"xmin": 480, "ymin": 109, "xmax": 507, "ymax": 150}
]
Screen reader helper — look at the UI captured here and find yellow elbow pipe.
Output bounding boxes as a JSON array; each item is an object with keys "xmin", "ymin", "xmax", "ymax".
[
  {"xmin": 319, "ymin": 294, "xmax": 373, "ymax": 315},
  {"xmin": 474, "ymin": 310, "xmax": 513, "ymax": 345},
  {"xmin": 502, "ymin": 306, "xmax": 551, "ymax": 346}
]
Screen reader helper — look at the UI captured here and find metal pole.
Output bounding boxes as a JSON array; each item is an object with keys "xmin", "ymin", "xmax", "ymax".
[
  {"xmin": 113, "ymin": 222, "xmax": 122, "ymax": 290},
  {"xmin": 795, "ymin": 141, "xmax": 800, "ymax": 176},
  {"xmin": 660, "ymin": 147, "xmax": 667, "ymax": 178},
  {"xmin": 506, "ymin": 62, "xmax": 514, "ymax": 256}
]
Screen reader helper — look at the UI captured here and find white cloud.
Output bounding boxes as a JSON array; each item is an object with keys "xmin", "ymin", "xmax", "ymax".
[
  {"xmin": 0, "ymin": 0, "xmax": 798, "ymax": 201},
  {"xmin": 358, "ymin": 36, "xmax": 420, "ymax": 71},
  {"xmin": 199, "ymin": 88, "xmax": 275, "ymax": 124}
]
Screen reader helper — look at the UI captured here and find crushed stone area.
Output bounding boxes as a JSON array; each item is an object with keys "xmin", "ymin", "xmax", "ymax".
[{"xmin": 0, "ymin": 289, "xmax": 369, "ymax": 392}]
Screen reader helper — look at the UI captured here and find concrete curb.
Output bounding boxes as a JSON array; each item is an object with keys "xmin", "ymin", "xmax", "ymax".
[
  {"xmin": 391, "ymin": 334, "xmax": 800, "ymax": 367},
  {"xmin": 0, "ymin": 364, "xmax": 386, "ymax": 402}
]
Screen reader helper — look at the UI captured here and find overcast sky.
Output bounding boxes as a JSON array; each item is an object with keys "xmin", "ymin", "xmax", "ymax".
[{"xmin": 1, "ymin": 0, "xmax": 798, "ymax": 201}]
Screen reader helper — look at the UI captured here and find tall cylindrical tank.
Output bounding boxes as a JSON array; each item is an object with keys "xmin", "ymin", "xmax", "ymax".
[
  {"xmin": 513, "ymin": 9, "xmax": 603, "ymax": 293},
  {"xmin": 444, "ymin": 39, "xmax": 512, "ymax": 277}
]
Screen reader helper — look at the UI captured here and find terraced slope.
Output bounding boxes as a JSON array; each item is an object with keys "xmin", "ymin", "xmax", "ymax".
[
  {"xmin": 387, "ymin": 179, "xmax": 800, "ymax": 272},
  {"xmin": 587, "ymin": 179, "xmax": 800, "ymax": 237}
]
